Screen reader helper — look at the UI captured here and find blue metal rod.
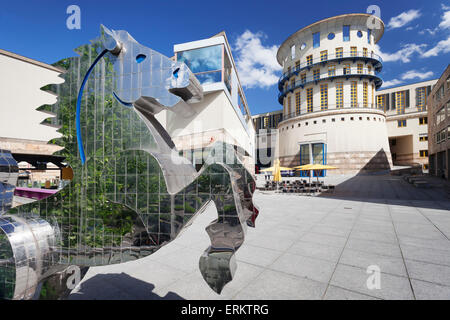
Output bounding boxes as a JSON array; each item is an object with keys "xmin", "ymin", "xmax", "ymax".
[{"xmin": 76, "ymin": 49, "xmax": 108, "ymax": 165}]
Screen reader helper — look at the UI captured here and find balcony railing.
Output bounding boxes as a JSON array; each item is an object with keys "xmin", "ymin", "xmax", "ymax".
[
  {"xmin": 279, "ymin": 51, "xmax": 383, "ymax": 90},
  {"xmin": 278, "ymin": 67, "xmax": 383, "ymax": 104},
  {"xmin": 280, "ymin": 103, "xmax": 384, "ymax": 123}
]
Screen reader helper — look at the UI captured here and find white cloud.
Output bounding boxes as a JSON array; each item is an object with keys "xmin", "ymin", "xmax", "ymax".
[
  {"xmin": 234, "ymin": 30, "xmax": 282, "ymax": 89},
  {"xmin": 375, "ymin": 43, "xmax": 426, "ymax": 63},
  {"xmin": 381, "ymin": 79, "xmax": 404, "ymax": 88},
  {"xmin": 381, "ymin": 69, "xmax": 434, "ymax": 88},
  {"xmin": 439, "ymin": 10, "xmax": 450, "ymax": 29},
  {"xmin": 419, "ymin": 27, "xmax": 439, "ymax": 35},
  {"xmin": 442, "ymin": 3, "xmax": 450, "ymax": 10},
  {"xmin": 387, "ymin": 9, "xmax": 422, "ymax": 29},
  {"xmin": 401, "ymin": 70, "xmax": 434, "ymax": 80},
  {"xmin": 421, "ymin": 35, "xmax": 450, "ymax": 57}
]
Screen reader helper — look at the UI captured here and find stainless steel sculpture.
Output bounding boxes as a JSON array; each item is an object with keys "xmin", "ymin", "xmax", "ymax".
[{"xmin": 0, "ymin": 26, "xmax": 258, "ymax": 299}]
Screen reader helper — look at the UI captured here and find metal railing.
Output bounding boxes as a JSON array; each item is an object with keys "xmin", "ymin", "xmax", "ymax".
[
  {"xmin": 279, "ymin": 51, "xmax": 383, "ymax": 89},
  {"xmin": 278, "ymin": 68, "xmax": 383, "ymax": 103},
  {"xmin": 280, "ymin": 103, "xmax": 385, "ymax": 123}
]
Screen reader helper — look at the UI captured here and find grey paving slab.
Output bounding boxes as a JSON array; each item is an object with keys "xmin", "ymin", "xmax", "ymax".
[
  {"xmin": 405, "ymin": 259, "xmax": 450, "ymax": 287},
  {"xmin": 400, "ymin": 244, "xmax": 450, "ymax": 266},
  {"xmin": 411, "ymin": 279, "xmax": 450, "ymax": 300},
  {"xmin": 289, "ymin": 240, "xmax": 343, "ymax": 263},
  {"xmin": 330, "ymin": 264, "xmax": 414, "ymax": 300},
  {"xmin": 233, "ymin": 269, "xmax": 327, "ymax": 300},
  {"xmin": 235, "ymin": 245, "xmax": 284, "ymax": 267},
  {"xmin": 268, "ymin": 252, "xmax": 336, "ymax": 283},
  {"xmin": 349, "ymin": 229, "xmax": 398, "ymax": 244},
  {"xmin": 339, "ymin": 248, "xmax": 408, "ymax": 277},
  {"xmin": 345, "ymin": 237, "xmax": 402, "ymax": 258},
  {"xmin": 323, "ymin": 285, "xmax": 380, "ymax": 300},
  {"xmin": 300, "ymin": 232, "xmax": 348, "ymax": 249}
]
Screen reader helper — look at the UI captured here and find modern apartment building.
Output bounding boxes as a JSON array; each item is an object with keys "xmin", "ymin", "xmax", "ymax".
[
  {"xmin": 376, "ymin": 79, "xmax": 436, "ymax": 171},
  {"xmin": 252, "ymin": 110, "xmax": 283, "ymax": 169},
  {"xmin": 167, "ymin": 31, "xmax": 256, "ymax": 172},
  {"xmin": 276, "ymin": 14, "xmax": 391, "ymax": 175},
  {"xmin": 428, "ymin": 65, "xmax": 450, "ymax": 179},
  {"xmin": 0, "ymin": 49, "xmax": 65, "ymax": 183}
]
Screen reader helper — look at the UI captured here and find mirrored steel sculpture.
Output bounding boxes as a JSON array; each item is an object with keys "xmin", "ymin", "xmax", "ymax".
[{"xmin": 0, "ymin": 26, "xmax": 258, "ymax": 299}]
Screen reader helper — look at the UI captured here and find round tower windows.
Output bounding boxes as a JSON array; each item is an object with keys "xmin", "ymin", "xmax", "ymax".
[
  {"xmin": 357, "ymin": 30, "xmax": 363, "ymax": 38},
  {"xmin": 327, "ymin": 33, "xmax": 335, "ymax": 40},
  {"xmin": 300, "ymin": 43, "xmax": 307, "ymax": 50}
]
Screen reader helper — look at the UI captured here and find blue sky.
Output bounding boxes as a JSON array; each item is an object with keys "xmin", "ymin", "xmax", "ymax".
[{"xmin": 1, "ymin": 0, "xmax": 449, "ymax": 115}]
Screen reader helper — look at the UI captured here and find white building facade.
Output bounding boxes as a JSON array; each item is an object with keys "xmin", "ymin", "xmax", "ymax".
[
  {"xmin": 276, "ymin": 14, "xmax": 392, "ymax": 174},
  {"xmin": 376, "ymin": 79, "xmax": 436, "ymax": 171}
]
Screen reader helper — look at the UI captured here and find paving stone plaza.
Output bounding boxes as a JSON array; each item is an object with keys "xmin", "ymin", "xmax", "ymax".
[{"xmin": 69, "ymin": 174, "xmax": 450, "ymax": 300}]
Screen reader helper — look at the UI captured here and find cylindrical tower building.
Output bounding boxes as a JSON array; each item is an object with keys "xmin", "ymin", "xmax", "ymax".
[{"xmin": 277, "ymin": 14, "xmax": 392, "ymax": 174}]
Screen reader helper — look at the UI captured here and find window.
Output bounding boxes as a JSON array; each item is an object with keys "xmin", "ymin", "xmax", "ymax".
[
  {"xmin": 436, "ymin": 106, "xmax": 446, "ymax": 125},
  {"xmin": 368, "ymin": 66, "xmax": 372, "ymax": 74},
  {"xmin": 328, "ymin": 33, "xmax": 335, "ymax": 40},
  {"xmin": 295, "ymin": 60, "xmax": 300, "ymax": 71},
  {"xmin": 301, "ymin": 73, "xmax": 306, "ymax": 84},
  {"xmin": 320, "ymin": 50, "xmax": 328, "ymax": 62},
  {"xmin": 351, "ymin": 81, "xmax": 358, "ymax": 107},
  {"xmin": 357, "ymin": 64, "xmax": 363, "ymax": 74},
  {"xmin": 343, "ymin": 64, "xmax": 350, "ymax": 75},
  {"xmin": 264, "ymin": 117, "xmax": 268, "ymax": 128},
  {"xmin": 396, "ymin": 91, "xmax": 405, "ymax": 114},
  {"xmin": 291, "ymin": 45, "xmax": 296, "ymax": 60},
  {"xmin": 419, "ymin": 117, "xmax": 427, "ymax": 125},
  {"xmin": 328, "ymin": 65, "xmax": 336, "ymax": 76},
  {"xmin": 416, "ymin": 87, "xmax": 427, "ymax": 111},
  {"xmin": 313, "ymin": 32, "xmax": 320, "ymax": 48},
  {"xmin": 363, "ymin": 47, "xmax": 368, "ymax": 57},
  {"xmin": 295, "ymin": 91, "xmax": 301, "ymax": 115},
  {"xmin": 336, "ymin": 82, "xmax": 343, "ymax": 108},
  {"xmin": 306, "ymin": 55, "xmax": 313, "ymax": 66},
  {"xmin": 419, "ymin": 150, "xmax": 428, "ymax": 158},
  {"xmin": 377, "ymin": 95, "xmax": 385, "ymax": 111},
  {"xmin": 351, "ymin": 46, "xmax": 357, "ymax": 57},
  {"xmin": 290, "ymin": 78, "xmax": 295, "ymax": 89},
  {"xmin": 398, "ymin": 120, "xmax": 407, "ymax": 127},
  {"xmin": 287, "ymin": 96, "xmax": 291, "ymax": 116},
  {"xmin": 357, "ymin": 30, "xmax": 363, "ymax": 38},
  {"xmin": 343, "ymin": 25, "xmax": 350, "ymax": 41},
  {"xmin": 336, "ymin": 47, "xmax": 343, "ymax": 59},
  {"xmin": 363, "ymin": 82, "xmax": 368, "ymax": 108},
  {"xmin": 307, "ymin": 88, "xmax": 313, "ymax": 113},
  {"xmin": 368, "ymin": 29, "xmax": 372, "ymax": 44},
  {"xmin": 320, "ymin": 84, "xmax": 328, "ymax": 110},
  {"xmin": 419, "ymin": 135, "xmax": 428, "ymax": 142},
  {"xmin": 372, "ymin": 84, "xmax": 375, "ymax": 107},
  {"xmin": 313, "ymin": 69, "xmax": 320, "ymax": 81},
  {"xmin": 177, "ymin": 44, "xmax": 223, "ymax": 84}
]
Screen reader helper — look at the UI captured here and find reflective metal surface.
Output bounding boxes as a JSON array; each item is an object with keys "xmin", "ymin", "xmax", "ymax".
[{"xmin": 0, "ymin": 26, "xmax": 258, "ymax": 299}]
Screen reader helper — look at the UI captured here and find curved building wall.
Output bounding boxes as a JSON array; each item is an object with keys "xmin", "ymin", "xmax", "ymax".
[{"xmin": 276, "ymin": 14, "xmax": 392, "ymax": 174}]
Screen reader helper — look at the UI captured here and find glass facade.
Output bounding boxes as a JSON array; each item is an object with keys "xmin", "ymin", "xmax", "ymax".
[{"xmin": 177, "ymin": 45, "xmax": 222, "ymax": 85}]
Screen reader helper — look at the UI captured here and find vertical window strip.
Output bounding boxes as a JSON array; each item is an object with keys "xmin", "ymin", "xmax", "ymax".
[
  {"xmin": 307, "ymin": 88, "xmax": 313, "ymax": 113},
  {"xmin": 307, "ymin": 55, "xmax": 313, "ymax": 66},
  {"xmin": 336, "ymin": 82, "xmax": 343, "ymax": 109},
  {"xmin": 351, "ymin": 81, "xmax": 358, "ymax": 107},
  {"xmin": 313, "ymin": 69, "xmax": 320, "ymax": 81},
  {"xmin": 377, "ymin": 95, "xmax": 384, "ymax": 111},
  {"xmin": 336, "ymin": 47, "xmax": 343, "ymax": 58},
  {"xmin": 328, "ymin": 65, "xmax": 335, "ymax": 77},
  {"xmin": 357, "ymin": 64, "xmax": 363, "ymax": 74},
  {"xmin": 320, "ymin": 50, "xmax": 328, "ymax": 62},
  {"xmin": 363, "ymin": 82, "xmax": 368, "ymax": 107},
  {"xmin": 351, "ymin": 46, "xmax": 357, "ymax": 57},
  {"xmin": 320, "ymin": 84, "xmax": 328, "ymax": 110},
  {"xmin": 295, "ymin": 91, "xmax": 301, "ymax": 115},
  {"xmin": 396, "ymin": 91, "xmax": 405, "ymax": 114},
  {"xmin": 287, "ymin": 96, "xmax": 291, "ymax": 116}
]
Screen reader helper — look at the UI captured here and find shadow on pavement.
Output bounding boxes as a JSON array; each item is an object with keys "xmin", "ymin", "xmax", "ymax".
[{"xmin": 69, "ymin": 272, "xmax": 185, "ymax": 300}]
